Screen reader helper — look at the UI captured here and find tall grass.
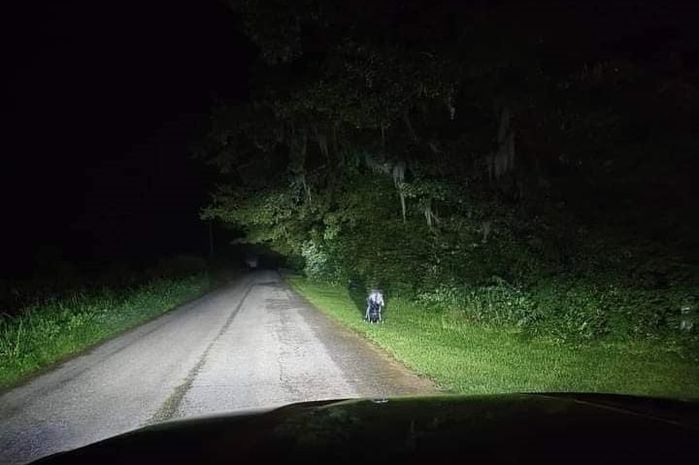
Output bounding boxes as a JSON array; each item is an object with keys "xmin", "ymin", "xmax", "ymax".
[
  {"xmin": 289, "ymin": 276, "xmax": 699, "ymax": 399},
  {"xmin": 0, "ymin": 274, "xmax": 209, "ymax": 389}
]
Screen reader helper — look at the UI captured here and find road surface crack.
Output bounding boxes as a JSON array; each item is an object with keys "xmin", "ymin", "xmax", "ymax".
[{"xmin": 146, "ymin": 282, "xmax": 255, "ymax": 425}]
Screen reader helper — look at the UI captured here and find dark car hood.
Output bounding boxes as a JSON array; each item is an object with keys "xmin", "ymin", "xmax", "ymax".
[{"xmin": 35, "ymin": 393, "xmax": 699, "ymax": 464}]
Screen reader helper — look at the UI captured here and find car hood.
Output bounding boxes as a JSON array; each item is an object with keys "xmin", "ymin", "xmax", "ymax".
[{"xmin": 35, "ymin": 393, "xmax": 699, "ymax": 464}]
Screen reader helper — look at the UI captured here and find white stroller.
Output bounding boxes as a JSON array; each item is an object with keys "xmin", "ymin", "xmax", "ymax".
[{"xmin": 365, "ymin": 289, "xmax": 384, "ymax": 323}]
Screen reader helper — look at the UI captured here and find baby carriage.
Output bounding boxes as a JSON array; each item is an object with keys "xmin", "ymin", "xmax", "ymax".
[{"xmin": 365, "ymin": 290, "xmax": 384, "ymax": 323}]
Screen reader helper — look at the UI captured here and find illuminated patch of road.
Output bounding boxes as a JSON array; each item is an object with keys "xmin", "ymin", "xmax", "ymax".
[{"xmin": 0, "ymin": 271, "xmax": 432, "ymax": 465}]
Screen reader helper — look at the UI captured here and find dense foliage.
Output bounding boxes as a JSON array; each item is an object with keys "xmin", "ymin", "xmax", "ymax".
[
  {"xmin": 291, "ymin": 277, "xmax": 699, "ymax": 397},
  {"xmin": 201, "ymin": 1, "xmax": 698, "ymax": 345},
  {"xmin": 0, "ymin": 269, "xmax": 210, "ymax": 388}
]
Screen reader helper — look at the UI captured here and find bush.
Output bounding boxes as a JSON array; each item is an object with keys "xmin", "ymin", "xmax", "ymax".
[
  {"xmin": 301, "ymin": 240, "xmax": 343, "ymax": 283},
  {"xmin": 0, "ymin": 274, "xmax": 209, "ymax": 388},
  {"xmin": 529, "ymin": 282, "xmax": 611, "ymax": 341},
  {"xmin": 414, "ymin": 278, "xmax": 699, "ymax": 346},
  {"xmin": 417, "ymin": 281, "xmax": 540, "ymax": 327}
]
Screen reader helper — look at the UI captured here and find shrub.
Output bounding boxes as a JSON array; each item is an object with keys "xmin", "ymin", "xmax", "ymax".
[
  {"xmin": 414, "ymin": 278, "xmax": 699, "ymax": 346},
  {"xmin": 301, "ymin": 240, "xmax": 341, "ymax": 283},
  {"xmin": 417, "ymin": 281, "xmax": 540, "ymax": 328},
  {"xmin": 0, "ymin": 274, "xmax": 209, "ymax": 387}
]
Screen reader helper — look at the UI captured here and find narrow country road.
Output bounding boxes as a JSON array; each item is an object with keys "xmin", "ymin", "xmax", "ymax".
[{"xmin": 0, "ymin": 271, "xmax": 433, "ymax": 464}]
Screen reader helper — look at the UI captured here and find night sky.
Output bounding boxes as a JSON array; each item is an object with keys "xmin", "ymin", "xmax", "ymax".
[{"xmin": 2, "ymin": 0, "xmax": 252, "ymax": 276}]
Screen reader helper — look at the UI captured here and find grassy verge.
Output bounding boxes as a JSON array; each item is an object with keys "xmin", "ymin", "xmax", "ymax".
[
  {"xmin": 288, "ymin": 276, "xmax": 699, "ymax": 399},
  {"xmin": 0, "ymin": 274, "xmax": 209, "ymax": 389}
]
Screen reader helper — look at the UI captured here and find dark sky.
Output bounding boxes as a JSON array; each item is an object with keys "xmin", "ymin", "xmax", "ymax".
[{"xmin": 2, "ymin": 0, "xmax": 252, "ymax": 276}]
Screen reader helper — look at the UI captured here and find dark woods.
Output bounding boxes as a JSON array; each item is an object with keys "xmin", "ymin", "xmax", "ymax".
[{"xmin": 199, "ymin": 1, "xmax": 698, "ymax": 344}]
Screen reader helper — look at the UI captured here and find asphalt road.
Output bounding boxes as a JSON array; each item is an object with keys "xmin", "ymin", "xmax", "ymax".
[{"xmin": 0, "ymin": 271, "xmax": 434, "ymax": 464}]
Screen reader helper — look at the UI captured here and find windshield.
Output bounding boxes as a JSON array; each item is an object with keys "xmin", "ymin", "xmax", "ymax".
[{"xmin": 1, "ymin": 1, "xmax": 697, "ymax": 464}]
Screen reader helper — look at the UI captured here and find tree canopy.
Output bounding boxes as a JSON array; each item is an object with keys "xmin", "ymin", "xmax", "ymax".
[{"xmin": 198, "ymin": 0, "xmax": 698, "ymax": 341}]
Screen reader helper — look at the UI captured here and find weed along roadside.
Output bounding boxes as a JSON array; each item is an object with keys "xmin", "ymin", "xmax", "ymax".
[
  {"xmin": 287, "ymin": 276, "xmax": 699, "ymax": 398},
  {"xmin": 0, "ymin": 274, "xmax": 210, "ymax": 390}
]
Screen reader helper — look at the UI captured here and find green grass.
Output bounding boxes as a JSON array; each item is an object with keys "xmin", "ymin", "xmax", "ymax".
[
  {"xmin": 0, "ymin": 274, "xmax": 210, "ymax": 389},
  {"xmin": 288, "ymin": 276, "xmax": 699, "ymax": 399}
]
